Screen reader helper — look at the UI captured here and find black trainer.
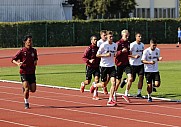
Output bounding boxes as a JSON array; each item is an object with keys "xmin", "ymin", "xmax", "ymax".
[
  {"xmin": 147, "ymin": 97, "xmax": 152, "ymax": 102},
  {"xmin": 25, "ymin": 103, "xmax": 30, "ymax": 109},
  {"xmin": 153, "ymin": 87, "xmax": 157, "ymax": 92},
  {"xmin": 136, "ymin": 94, "xmax": 144, "ymax": 99},
  {"xmin": 120, "ymin": 78, "xmax": 127, "ymax": 88}
]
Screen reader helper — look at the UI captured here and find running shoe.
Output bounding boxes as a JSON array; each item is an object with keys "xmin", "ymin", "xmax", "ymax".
[
  {"xmin": 147, "ymin": 97, "xmax": 152, "ymax": 102},
  {"xmin": 136, "ymin": 94, "xmax": 144, "ymax": 99},
  {"xmin": 107, "ymin": 100, "xmax": 117, "ymax": 106},
  {"xmin": 92, "ymin": 96, "xmax": 100, "ymax": 100},
  {"xmin": 120, "ymin": 78, "xmax": 127, "ymax": 88},
  {"xmin": 80, "ymin": 82, "xmax": 85, "ymax": 93},
  {"xmin": 122, "ymin": 95, "xmax": 131, "ymax": 103},
  {"xmin": 25, "ymin": 103, "xmax": 30, "ymax": 109}
]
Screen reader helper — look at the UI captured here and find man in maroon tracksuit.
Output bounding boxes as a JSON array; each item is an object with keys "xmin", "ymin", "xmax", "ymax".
[
  {"xmin": 114, "ymin": 30, "xmax": 133, "ymax": 103},
  {"xmin": 80, "ymin": 35, "xmax": 101, "ymax": 100},
  {"xmin": 12, "ymin": 35, "xmax": 38, "ymax": 109}
]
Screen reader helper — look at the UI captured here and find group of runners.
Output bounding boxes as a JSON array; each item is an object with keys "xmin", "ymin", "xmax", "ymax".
[
  {"xmin": 80, "ymin": 29, "xmax": 163, "ymax": 106},
  {"xmin": 11, "ymin": 30, "xmax": 163, "ymax": 109}
]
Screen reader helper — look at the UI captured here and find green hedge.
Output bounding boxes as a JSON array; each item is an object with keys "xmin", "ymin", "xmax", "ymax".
[{"xmin": 0, "ymin": 18, "xmax": 181, "ymax": 48}]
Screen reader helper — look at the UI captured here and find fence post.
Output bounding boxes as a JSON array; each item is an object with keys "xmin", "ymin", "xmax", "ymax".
[
  {"xmin": 146, "ymin": 21, "xmax": 148, "ymax": 43},
  {"xmin": 165, "ymin": 22, "xmax": 167, "ymax": 39},
  {"xmin": 72, "ymin": 22, "xmax": 75, "ymax": 43},
  {"xmin": 45, "ymin": 22, "xmax": 48, "ymax": 46},
  {"xmin": 16, "ymin": 23, "xmax": 19, "ymax": 47}
]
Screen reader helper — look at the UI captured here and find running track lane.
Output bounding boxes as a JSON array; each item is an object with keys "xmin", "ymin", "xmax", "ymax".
[{"xmin": 0, "ymin": 82, "xmax": 181, "ymax": 127}]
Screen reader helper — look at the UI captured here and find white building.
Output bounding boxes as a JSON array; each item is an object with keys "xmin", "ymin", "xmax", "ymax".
[
  {"xmin": 0, "ymin": 0, "xmax": 73, "ymax": 22},
  {"xmin": 133, "ymin": 0, "xmax": 179, "ymax": 18}
]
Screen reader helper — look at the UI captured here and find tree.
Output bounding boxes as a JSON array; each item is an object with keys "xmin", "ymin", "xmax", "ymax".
[
  {"xmin": 83, "ymin": 0, "xmax": 136, "ymax": 19},
  {"xmin": 68, "ymin": 0, "xmax": 136, "ymax": 19},
  {"xmin": 83, "ymin": 0, "xmax": 111, "ymax": 19},
  {"xmin": 108, "ymin": 0, "xmax": 136, "ymax": 18},
  {"xmin": 67, "ymin": 0, "xmax": 86, "ymax": 19}
]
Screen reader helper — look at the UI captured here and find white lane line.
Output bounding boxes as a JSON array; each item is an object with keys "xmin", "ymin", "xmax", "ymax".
[
  {"xmin": 0, "ymin": 107, "xmax": 107, "ymax": 127},
  {"xmin": 0, "ymin": 95, "xmax": 180, "ymax": 127},
  {"xmin": 0, "ymin": 119, "xmax": 37, "ymax": 127},
  {"xmin": 0, "ymin": 85, "xmax": 181, "ymax": 111},
  {"xmin": 1, "ymin": 91, "xmax": 181, "ymax": 119},
  {"xmin": 1, "ymin": 79, "xmax": 177, "ymax": 102}
]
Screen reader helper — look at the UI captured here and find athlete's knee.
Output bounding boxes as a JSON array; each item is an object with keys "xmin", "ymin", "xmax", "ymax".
[
  {"xmin": 30, "ymin": 88, "xmax": 36, "ymax": 93},
  {"xmin": 128, "ymin": 77, "xmax": 133, "ymax": 83},
  {"xmin": 85, "ymin": 80, "xmax": 91, "ymax": 85},
  {"xmin": 155, "ymin": 82, "xmax": 160, "ymax": 87},
  {"xmin": 30, "ymin": 83, "xmax": 36, "ymax": 93},
  {"xmin": 100, "ymin": 82, "xmax": 107, "ymax": 87}
]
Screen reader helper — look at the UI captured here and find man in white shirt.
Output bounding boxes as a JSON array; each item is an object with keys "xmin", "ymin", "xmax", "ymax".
[
  {"xmin": 97, "ymin": 30, "xmax": 109, "ymax": 95},
  {"xmin": 97, "ymin": 30, "xmax": 107, "ymax": 48},
  {"xmin": 90, "ymin": 31, "xmax": 118, "ymax": 106},
  {"xmin": 129, "ymin": 33, "xmax": 144, "ymax": 98},
  {"xmin": 141, "ymin": 39, "xmax": 162, "ymax": 102}
]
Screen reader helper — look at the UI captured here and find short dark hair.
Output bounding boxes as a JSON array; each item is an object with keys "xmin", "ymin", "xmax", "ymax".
[
  {"xmin": 135, "ymin": 32, "xmax": 141, "ymax": 37},
  {"xmin": 150, "ymin": 38, "xmax": 157, "ymax": 44},
  {"xmin": 90, "ymin": 35, "xmax": 97, "ymax": 40},
  {"xmin": 23, "ymin": 35, "xmax": 32, "ymax": 42}
]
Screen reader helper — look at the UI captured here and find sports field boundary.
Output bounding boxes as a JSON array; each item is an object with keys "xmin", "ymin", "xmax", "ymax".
[{"xmin": 1, "ymin": 79, "xmax": 181, "ymax": 103}]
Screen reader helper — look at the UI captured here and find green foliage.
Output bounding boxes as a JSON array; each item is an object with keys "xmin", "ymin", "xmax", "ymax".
[
  {"xmin": 108, "ymin": 0, "xmax": 136, "ymax": 18},
  {"xmin": 83, "ymin": 0, "xmax": 136, "ymax": 19},
  {"xmin": 67, "ymin": 0, "xmax": 86, "ymax": 20}
]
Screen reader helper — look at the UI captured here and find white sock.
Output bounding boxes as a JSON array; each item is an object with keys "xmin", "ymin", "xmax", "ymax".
[
  {"xmin": 114, "ymin": 91, "xmax": 116, "ymax": 97},
  {"xmin": 93, "ymin": 89, "xmax": 97, "ymax": 96},
  {"xmin": 24, "ymin": 98, "xmax": 29, "ymax": 104},
  {"xmin": 125, "ymin": 90, "xmax": 129, "ymax": 96},
  {"xmin": 81, "ymin": 82, "xmax": 85, "ymax": 86},
  {"xmin": 137, "ymin": 89, "xmax": 142, "ymax": 94},
  {"xmin": 108, "ymin": 96, "xmax": 112, "ymax": 102},
  {"xmin": 148, "ymin": 94, "xmax": 151, "ymax": 98}
]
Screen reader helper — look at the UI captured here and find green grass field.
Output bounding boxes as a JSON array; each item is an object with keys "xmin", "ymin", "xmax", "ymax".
[{"xmin": 1, "ymin": 61, "xmax": 181, "ymax": 100}]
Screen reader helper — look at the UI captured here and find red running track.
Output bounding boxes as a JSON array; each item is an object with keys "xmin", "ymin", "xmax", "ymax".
[{"xmin": 0, "ymin": 81, "xmax": 181, "ymax": 127}]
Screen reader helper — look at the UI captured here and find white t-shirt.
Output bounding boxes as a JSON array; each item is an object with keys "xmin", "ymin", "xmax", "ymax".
[
  {"xmin": 97, "ymin": 39, "xmax": 106, "ymax": 47},
  {"xmin": 141, "ymin": 47, "xmax": 160, "ymax": 72},
  {"xmin": 97, "ymin": 41, "xmax": 117, "ymax": 67},
  {"xmin": 129, "ymin": 41, "xmax": 144, "ymax": 66}
]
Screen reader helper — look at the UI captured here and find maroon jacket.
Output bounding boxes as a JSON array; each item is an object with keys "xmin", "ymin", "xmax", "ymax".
[
  {"xmin": 115, "ymin": 39, "xmax": 130, "ymax": 66},
  {"xmin": 82, "ymin": 45, "xmax": 100, "ymax": 68},
  {"xmin": 12, "ymin": 47, "xmax": 38, "ymax": 74}
]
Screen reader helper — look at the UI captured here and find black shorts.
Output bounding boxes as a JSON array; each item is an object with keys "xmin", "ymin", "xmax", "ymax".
[
  {"xmin": 100, "ymin": 66, "xmax": 116, "ymax": 82},
  {"xmin": 116, "ymin": 64, "xmax": 132, "ymax": 79},
  {"xmin": 86, "ymin": 66, "xmax": 100, "ymax": 80},
  {"xmin": 20, "ymin": 74, "xmax": 36, "ymax": 84},
  {"xmin": 131, "ymin": 64, "xmax": 144, "ymax": 82},
  {"xmin": 145, "ymin": 72, "xmax": 160, "ymax": 84}
]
